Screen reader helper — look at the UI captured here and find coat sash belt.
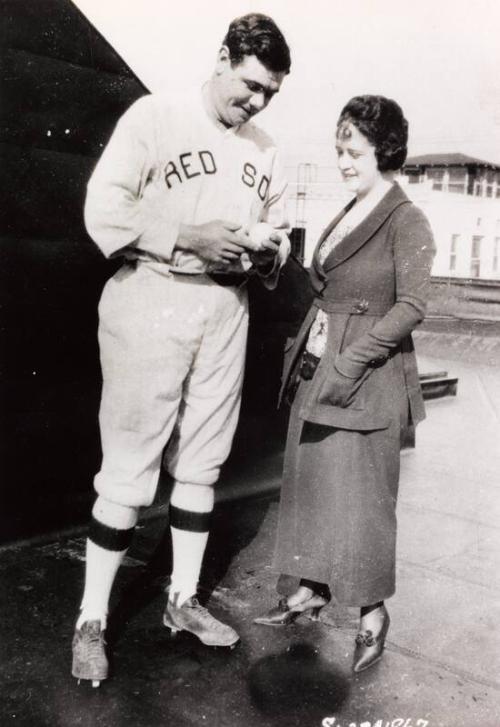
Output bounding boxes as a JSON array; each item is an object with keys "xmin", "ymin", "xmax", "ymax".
[{"xmin": 313, "ymin": 297, "xmax": 393, "ymax": 316}]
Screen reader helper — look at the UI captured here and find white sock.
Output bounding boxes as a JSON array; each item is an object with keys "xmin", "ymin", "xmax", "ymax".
[
  {"xmin": 77, "ymin": 540, "xmax": 126, "ymax": 630},
  {"xmin": 77, "ymin": 497, "xmax": 139, "ymax": 630},
  {"xmin": 169, "ymin": 482, "xmax": 214, "ymax": 606}
]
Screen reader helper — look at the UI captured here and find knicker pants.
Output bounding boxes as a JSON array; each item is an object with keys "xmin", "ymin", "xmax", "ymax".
[{"xmin": 94, "ymin": 263, "xmax": 249, "ymax": 508}]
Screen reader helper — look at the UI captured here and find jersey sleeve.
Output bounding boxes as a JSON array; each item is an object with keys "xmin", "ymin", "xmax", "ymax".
[{"xmin": 84, "ymin": 95, "xmax": 179, "ymax": 260}]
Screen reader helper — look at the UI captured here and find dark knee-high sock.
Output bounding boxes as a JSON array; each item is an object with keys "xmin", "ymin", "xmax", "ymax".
[
  {"xmin": 300, "ymin": 578, "xmax": 331, "ymax": 600},
  {"xmin": 360, "ymin": 601, "xmax": 384, "ymax": 618}
]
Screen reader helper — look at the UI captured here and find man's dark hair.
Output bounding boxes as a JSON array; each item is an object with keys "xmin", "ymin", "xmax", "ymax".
[
  {"xmin": 223, "ymin": 13, "xmax": 291, "ymax": 74},
  {"xmin": 337, "ymin": 95, "xmax": 408, "ymax": 171}
]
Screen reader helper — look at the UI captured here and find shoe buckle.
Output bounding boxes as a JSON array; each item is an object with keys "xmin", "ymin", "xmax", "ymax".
[{"xmin": 355, "ymin": 630, "xmax": 376, "ymax": 647}]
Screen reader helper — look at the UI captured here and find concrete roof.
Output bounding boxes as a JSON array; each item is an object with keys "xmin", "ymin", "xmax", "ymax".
[{"xmin": 404, "ymin": 153, "xmax": 500, "ymax": 169}]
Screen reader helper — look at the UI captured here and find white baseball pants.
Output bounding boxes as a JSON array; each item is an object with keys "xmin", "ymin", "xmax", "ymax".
[{"xmin": 94, "ymin": 262, "xmax": 249, "ymax": 508}]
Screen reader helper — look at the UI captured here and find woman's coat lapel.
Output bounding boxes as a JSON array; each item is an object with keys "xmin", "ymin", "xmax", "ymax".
[{"xmin": 320, "ymin": 183, "xmax": 410, "ymax": 272}]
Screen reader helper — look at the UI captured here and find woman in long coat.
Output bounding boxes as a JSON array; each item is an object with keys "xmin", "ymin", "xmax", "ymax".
[{"xmin": 255, "ymin": 95, "xmax": 435, "ymax": 672}]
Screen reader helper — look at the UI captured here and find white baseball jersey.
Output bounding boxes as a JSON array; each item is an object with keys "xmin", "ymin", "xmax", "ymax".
[{"xmin": 84, "ymin": 89, "xmax": 290, "ymax": 275}]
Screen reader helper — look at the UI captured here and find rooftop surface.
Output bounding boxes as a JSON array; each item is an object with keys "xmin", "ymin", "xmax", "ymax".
[{"xmin": 1, "ymin": 351, "xmax": 499, "ymax": 727}]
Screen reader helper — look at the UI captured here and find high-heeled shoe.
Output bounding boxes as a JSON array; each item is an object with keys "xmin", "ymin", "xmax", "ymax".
[
  {"xmin": 253, "ymin": 593, "xmax": 329, "ymax": 626},
  {"xmin": 352, "ymin": 605, "xmax": 390, "ymax": 673}
]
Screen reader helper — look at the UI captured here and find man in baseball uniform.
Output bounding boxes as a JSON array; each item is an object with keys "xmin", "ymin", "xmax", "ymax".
[{"xmin": 72, "ymin": 13, "xmax": 291, "ymax": 685}]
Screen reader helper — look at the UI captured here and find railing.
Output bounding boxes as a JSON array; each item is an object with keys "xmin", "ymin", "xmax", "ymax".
[{"xmin": 420, "ymin": 370, "xmax": 458, "ymax": 400}]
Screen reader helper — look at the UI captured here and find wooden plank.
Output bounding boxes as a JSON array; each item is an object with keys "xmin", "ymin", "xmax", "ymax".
[
  {"xmin": 419, "ymin": 370, "xmax": 449, "ymax": 381},
  {"xmin": 421, "ymin": 377, "xmax": 459, "ymax": 399}
]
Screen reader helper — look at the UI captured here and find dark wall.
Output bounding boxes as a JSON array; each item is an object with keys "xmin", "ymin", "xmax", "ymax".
[
  {"xmin": 0, "ymin": 0, "xmax": 148, "ymax": 542},
  {"xmin": 0, "ymin": 0, "xmax": 311, "ymax": 543}
]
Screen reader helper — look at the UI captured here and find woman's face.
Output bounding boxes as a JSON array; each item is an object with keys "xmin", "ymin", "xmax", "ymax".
[{"xmin": 335, "ymin": 121, "xmax": 381, "ymax": 197}]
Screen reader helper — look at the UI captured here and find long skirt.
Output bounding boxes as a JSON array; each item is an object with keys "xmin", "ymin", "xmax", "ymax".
[{"xmin": 272, "ymin": 377, "xmax": 404, "ymax": 606}]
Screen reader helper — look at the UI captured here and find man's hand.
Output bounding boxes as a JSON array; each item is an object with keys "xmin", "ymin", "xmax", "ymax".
[
  {"xmin": 245, "ymin": 223, "xmax": 281, "ymax": 269},
  {"xmin": 248, "ymin": 232, "xmax": 281, "ymax": 270},
  {"xmin": 176, "ymin": 220, "xmax": 250, "ymax": 264}
]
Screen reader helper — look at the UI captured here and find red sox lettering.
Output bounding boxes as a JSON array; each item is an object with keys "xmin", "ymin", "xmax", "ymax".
[
  {"xmin": 164, "ymin": 150, "xmax": 217, "ymax": 186},
  {"xmin": 241, "ymin": 162, "xmax": 270, "ymax": 200},
  {"xmin": 163, "ymin": 150, "xmax": 270, "ymax": 201}
]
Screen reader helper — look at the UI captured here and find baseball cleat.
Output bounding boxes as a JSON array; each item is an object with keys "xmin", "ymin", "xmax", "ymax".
[
  {"xmin": 72, "ymin": 620, "xmax": 108, "ymax": 687},
  {"xmin": 163, "ymin": 594, "xmax": 240, "ymax": 647}
]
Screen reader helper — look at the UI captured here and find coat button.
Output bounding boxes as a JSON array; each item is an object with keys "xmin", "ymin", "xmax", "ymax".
[{"xmin": 353, "ymin": 299, "xmax": 369, "ymax": 314}]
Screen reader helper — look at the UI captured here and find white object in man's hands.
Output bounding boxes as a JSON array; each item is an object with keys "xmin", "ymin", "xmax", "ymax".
[{"xmin": 247, "ymin": 222, "xmax": 275, "ymax": 250}]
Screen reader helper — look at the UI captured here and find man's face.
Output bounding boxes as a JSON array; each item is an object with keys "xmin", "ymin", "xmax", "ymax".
[{"xmin": 212, "ymin": 49, "xmax": 285, "ymax": 128}]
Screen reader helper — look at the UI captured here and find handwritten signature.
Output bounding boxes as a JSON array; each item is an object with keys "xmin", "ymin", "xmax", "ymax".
[{"xmin": 321, "ymin": 718, "xmax": 430, "ymax": 727}]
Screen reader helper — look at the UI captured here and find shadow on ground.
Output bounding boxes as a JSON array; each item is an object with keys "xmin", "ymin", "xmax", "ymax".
[
  {"xmin": 248, "ymin": 641, "xmax": 350, "ymax": 720},
  {"xmin": 106, "ymin": 495, "xmax": 274, "ymax": 648}
]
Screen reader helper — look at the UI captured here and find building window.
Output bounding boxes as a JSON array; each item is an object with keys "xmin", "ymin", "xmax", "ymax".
[
  {"xmin": 405, "ymin": 170, "xmax": 420, "ymax": 184},
  {"xmin": 450, "ymin": 234, "xmax": 459, "ymax": 272},
  {"xmin": 427, "ymin": 169, "xmax": 444, "ymax": 190},
  {"xmin": 470, "ymin": 236, "xmax": 482, "ymax": 278},
  {"xmin": 448, "ymin": 167, "xmax": 466, "ymax": 194},
  {"xmin": 493, "ymin": 238, "xmax": 500, "ymax": 273}
]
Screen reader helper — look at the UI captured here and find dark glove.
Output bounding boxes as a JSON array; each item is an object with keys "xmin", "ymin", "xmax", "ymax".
[{"xmin": 318, "ymin": 365, "xmax": 371, "ymax": 409}]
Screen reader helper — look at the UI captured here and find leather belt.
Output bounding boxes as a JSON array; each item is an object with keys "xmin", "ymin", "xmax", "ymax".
[
  {"xmin": 314, "ymin": 297, "xmax": 392, "ymax": 315},
  {"xmin": 130, "ymin": 259, "xmax": 247, "ymax": 288}
]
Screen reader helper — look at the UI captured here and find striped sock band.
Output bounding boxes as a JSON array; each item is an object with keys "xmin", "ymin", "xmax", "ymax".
[
  {"xmin": 88, "ymin": 516, "xmax": 135, "ymax": 552},
  {"xmin": 169, "ymin": 504, "xmax": 212, "ymax": 533}
]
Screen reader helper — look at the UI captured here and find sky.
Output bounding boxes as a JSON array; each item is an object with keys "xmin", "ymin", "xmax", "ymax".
[{"xmin": 75, "ymin": 0, "xmax": 500, "ymax": 175}]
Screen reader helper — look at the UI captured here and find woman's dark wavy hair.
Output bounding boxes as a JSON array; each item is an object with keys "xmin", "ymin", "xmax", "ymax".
[
  {"xmin": 337, "ymin": 95, "xmax": 408, "ymax": 171},
  {"xmin": 222, "ymin": 13, "xmax": 291, "ymax": 74}
]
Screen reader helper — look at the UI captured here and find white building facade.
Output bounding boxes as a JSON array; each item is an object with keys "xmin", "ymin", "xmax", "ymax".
[
  {"xmin": 287, "ymin": 155, "xmax": 500, "ymax": 281},
  {"xmin": 399, "ymin": 154, "xmax": 500, "ymax": 281}
]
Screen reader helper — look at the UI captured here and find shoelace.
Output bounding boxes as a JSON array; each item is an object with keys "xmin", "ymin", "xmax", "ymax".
[
  {"xmin": 80, "ymin": 627, "xmax": 106, "ymax": 659},
  {"xmin": 186, "ymin": 599, "xmax": 230, "ymax": 633}
]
